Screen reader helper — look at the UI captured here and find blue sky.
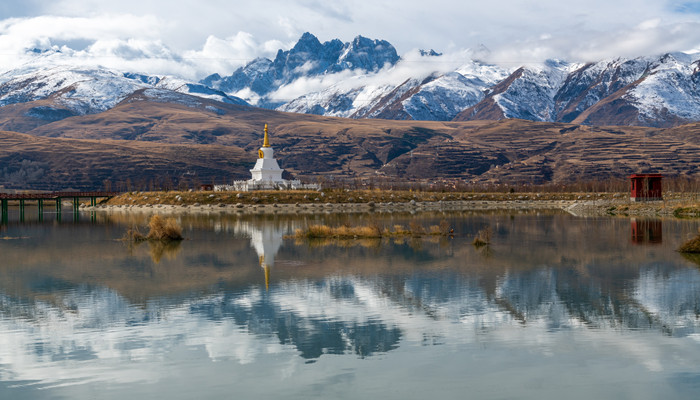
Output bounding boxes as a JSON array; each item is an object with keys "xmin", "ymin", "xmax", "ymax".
[{"xmin": 0, "ymin": 0, "xmax": 699, "ymax": 79}]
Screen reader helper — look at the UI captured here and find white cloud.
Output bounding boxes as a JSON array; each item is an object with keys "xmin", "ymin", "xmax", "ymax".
[
  {"xmin": 182, "ymin": 32, "xmax": 280, "ymax": 78},
  {"xmin": 0, "ymin": 0, "xmax": 697, "ymax": 81},
  {"xmin": 485, "ymin": 19, "xmax": 700, "ymax": 64},
  {"xmin": 266, "ymin": 48, "xmax": 495, "ymax": 105}
]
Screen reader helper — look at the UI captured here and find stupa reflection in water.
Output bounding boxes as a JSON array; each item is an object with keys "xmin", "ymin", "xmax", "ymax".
[{"xmin": 235, "ymin": 220, "xmax": 284, "ymax": 289}]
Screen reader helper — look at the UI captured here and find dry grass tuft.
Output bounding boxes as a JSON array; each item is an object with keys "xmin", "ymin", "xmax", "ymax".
[
  {"xmin": 439, "ymin": 220, "xmax": 450, "ymax": 234},
  {"xmin": 473, "ymin": 226, "xmax": 492, "ymax": 247},
  {"xmin": 296, "ymin": 224, "xmax": 382, "ymax": 239},
  {"xmin": 124, "ymin": 225, "xmax": 146, "ymax": 242},
  {"xmin": 293, "ymin": 221, "xmax": 452, "ymax": 240},
  {"xmin": 679, "ymin": 229, "xmax": 700, "ymax": 253},
  {"xmin": 408, "ymin": 221, "xmax": 426, "ymax": 236},
  {"xmin": 301, "ymin": 225, "xmax": 333, "ymax": 239},
  {"xmin": 354, "ymin": 225, "xmax": 383, "ymax": 238},
  {"xmin": 392, "ymin": 225, "xmax": 409, "ymax": 235},
  {"xmin": 125, "ymin": 215, "xmax": 183, "ymax": 243},
  {"xmin": 429, "ymin": 220, "xmax": 453, "ymax": 236},
  {"xmin": 146, "ymin": 215, "xmax": 183, "ymax": 241}
]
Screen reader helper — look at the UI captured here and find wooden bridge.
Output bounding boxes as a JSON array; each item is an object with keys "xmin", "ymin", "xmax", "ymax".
[{"xmin": 1, "ymin": 191, "xmax": 118, "ymax": 222}]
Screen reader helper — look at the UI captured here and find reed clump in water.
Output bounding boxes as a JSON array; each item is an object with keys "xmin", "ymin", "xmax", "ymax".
[
  {"xmin": 679, "ymin": 229, "xmax": 700, "ymax": 253},
  {"xmin": 428, "ymin": 219, "xmax": 453, "ymax": 236},
  {"xmin": 125, "ymin": 215, "xmax": 183, "ymax": 242},
  {"xmin": 297, "ymin": 224, "xmax": 383, "ymax": 239},
  {"xmin": 146, "ymin": 215, "xmax": 183, "ymax": 241},
  {"xmin": 473, "ymin": 226, "xmax": 492, "ymax": 247},
  {"xmin": 293, "ymin": 220, "xmax": 453, "ymax": 239}
]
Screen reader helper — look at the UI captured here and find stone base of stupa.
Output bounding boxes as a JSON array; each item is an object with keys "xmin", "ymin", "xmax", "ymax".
[{"xmin": 215, "ymin": 179, "xmax": 320, "ymax": 192}]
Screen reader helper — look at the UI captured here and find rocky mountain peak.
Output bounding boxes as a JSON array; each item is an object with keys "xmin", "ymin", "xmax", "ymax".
[
  {"xmin": 201, "ymin": 32, "xmax": 400, "ymax": 103},
  {"xmin": 337, "ymin": 35, "xmax": 399, "ymax": 71},
  {"xmin": 419, "ymin": 49, "xmax": 442, "ymax": 57}
]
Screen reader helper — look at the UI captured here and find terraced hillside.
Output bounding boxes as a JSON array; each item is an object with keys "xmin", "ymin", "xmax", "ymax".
[
  {"xmin": 0, "ymin": 131, "xmax": 250, "ymax": 190},
  {"xmin": 0, "ymin": 93, "xmax": 698, "ymax": 190}
]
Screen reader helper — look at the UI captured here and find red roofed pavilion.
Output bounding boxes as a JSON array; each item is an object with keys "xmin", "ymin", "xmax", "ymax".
[{"xmin": 630, "ymin": 174, "xmax": 663, "ymax": 202}]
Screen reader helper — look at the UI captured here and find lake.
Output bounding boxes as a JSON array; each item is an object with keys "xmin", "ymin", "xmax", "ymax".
[{"xmin": 1, "ymin": 208, "xmax": 700, "ymax": 399}]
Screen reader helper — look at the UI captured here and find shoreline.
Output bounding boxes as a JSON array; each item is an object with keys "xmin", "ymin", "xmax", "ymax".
[{"xmin": 84, "ymin": 196, "xmax": 700, "ymax": 218}]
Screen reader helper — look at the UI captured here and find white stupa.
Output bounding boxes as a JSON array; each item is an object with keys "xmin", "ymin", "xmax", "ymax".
[
  {"xmin": 218, "ymin": 124, "xmax": 320, "ymax": 192},
  {"xmin": 249, "ymin": 124, "xmax": 284, "ymax": 184}
]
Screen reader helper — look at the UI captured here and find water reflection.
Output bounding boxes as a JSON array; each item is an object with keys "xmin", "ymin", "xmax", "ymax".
[
  {"xmin": 0, "ymin": 213, "xmax": 700, "ymax": 397},
  {"xmin": 236, "ymin": 220, "xmax": 285, "ymax": 289},
  {"xmin": 631, "ymin": 218, "xmax": 663, "ymax": 244}
]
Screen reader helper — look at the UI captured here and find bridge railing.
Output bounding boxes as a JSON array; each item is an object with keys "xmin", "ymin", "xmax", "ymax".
[{"xmin": 0, "ymin": 192, "xmax": 119, "ymax": 200}]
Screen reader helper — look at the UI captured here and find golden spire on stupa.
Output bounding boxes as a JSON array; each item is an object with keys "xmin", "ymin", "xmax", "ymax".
[{"xmin": 262, "ymin": 124, "xmax": 270, "ymax": 148}]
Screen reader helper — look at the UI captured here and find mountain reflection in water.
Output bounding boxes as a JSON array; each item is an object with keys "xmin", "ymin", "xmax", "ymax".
[{"xmin": 1, "ymin": 212, "xmax": 700, "ymax": 398}]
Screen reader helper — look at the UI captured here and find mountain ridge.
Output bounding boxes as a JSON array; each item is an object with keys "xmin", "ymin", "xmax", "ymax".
[
  {"xmin": 197, "ymin": 34, "xmax": 698, "ymax": 128},
  {"xmin": 0, "ymin": 33, "xmax": 698, "ymax": 128}
]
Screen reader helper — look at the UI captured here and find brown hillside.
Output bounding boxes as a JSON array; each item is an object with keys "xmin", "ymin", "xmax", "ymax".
[
  {"xmin": 0, "ymin": 130, "xmax": 250, "ymax": 190},
  {"xmin": 0, "ymin": 92, "xmax": 698, "ymax": 189}
]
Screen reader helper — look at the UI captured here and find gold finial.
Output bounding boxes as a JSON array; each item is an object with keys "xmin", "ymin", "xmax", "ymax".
[
  {"xmin": 264, "ymin": 265, "xmax": 270, "ymax": 290},
  {"xmin": 263, "ymin": 124, "xmax": 270, "ymax": 148}
]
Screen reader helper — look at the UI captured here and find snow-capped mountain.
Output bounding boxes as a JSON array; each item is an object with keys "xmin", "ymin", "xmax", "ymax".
[
  {"xmin": 0, "ymin": 66, "xmax": 148, "ymax": 116},
  {"xmin": 276, "ymin": 48, "xmax": 700, "ymax": 128},
  {"xmin": 455, "ymin": 60, "xmax": 577, "ymax": 122},
  {"xmin": 0, "ymin": 32, "xmax": 698, "ymax": 128},
  {"xmin": 455, "ymin": 53, "xmax": 700, "ymax": 127},
  {"xmin": 591, "ymin": 53, "xmax": 700, "ymax": 127},
  {"xmin": 552, "ymin": 57, "xmax": 651, "ymax": 123},
  {"xmin": 0, "ymin": 65, "xmax": 247, "ymax": 120},
  {"xmin": 195, "ymin": 33, "xmax": 695, "ymax": 127}
]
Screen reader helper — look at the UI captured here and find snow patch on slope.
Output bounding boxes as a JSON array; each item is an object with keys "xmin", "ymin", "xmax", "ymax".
[
  {"xmin": 0, "ymin": 65, "xmax": 149, "ymax": 114},
  {"xmin": 0, "ymin": 65, "xmax": 247, "ymax": 117},
  {"xmin": 402, "ymin": 60, "xmax": 510, "ymax": 120},
  {"xmin": 493, "ymin": 61, "xmax": 577, "ymax": 121},
  {"xmin": 626, "ymin": 54, "xmax": 700, "ymax": 121}
]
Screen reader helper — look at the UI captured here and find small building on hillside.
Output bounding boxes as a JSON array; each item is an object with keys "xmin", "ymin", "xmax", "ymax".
[
  {"xmin": 630, "ymin": 174, "xmax": 663, "ymax": 202},
  {"xmin": 215, "ymin": 124, "xmax": 320, "ymax": 192}
]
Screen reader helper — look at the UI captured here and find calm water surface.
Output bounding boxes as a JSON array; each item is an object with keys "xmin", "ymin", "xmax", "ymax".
[{"xmin": 1, "ymin": 209, "xmax": 700, "ymax": 399}]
